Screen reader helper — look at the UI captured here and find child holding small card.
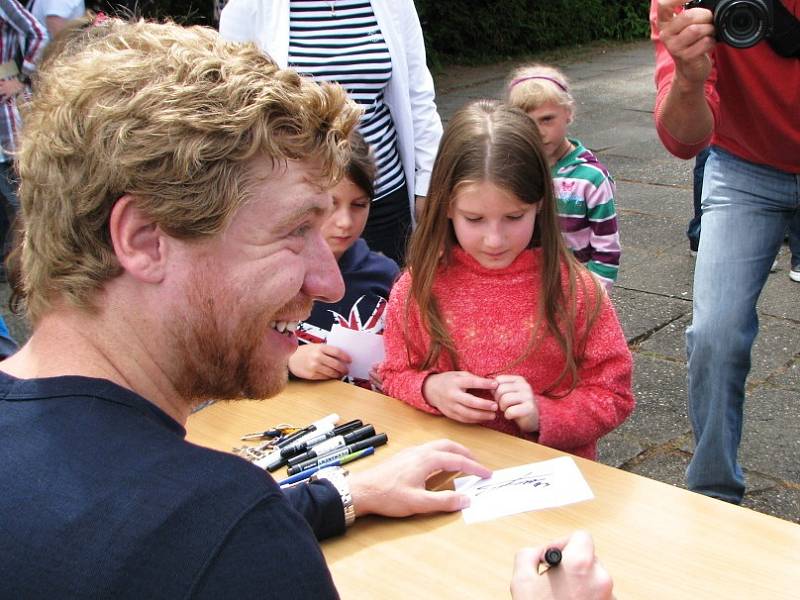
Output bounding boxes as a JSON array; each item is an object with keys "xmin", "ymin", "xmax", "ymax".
[{"xmin": 289, "ymin": 132, "xmax": 399, "ymax": 388}]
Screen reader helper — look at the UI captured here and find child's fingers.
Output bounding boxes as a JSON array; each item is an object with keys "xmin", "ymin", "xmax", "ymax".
[
  {"xmin": 494, "ymin": 382, "xmax": 521, "ymax": 400},
  {"xmin": 451, "ymin": 404, "xmax": 498, "ymax": 423},
  {"xmin": 317, "ymin": 354, "xmax": 350, "ymax": 378},
  {"xmin": 321, "ymin": 345, "xmax": 352, "ymax": 363},
  {"xmin": 456, "ymin": 390, "xmax": 497, "ymax": 413},
  {"xmin": 496, "ymin": 391, "xmax": 520, "ymax": 410},
  {"xmin": 494, "ymin": 374, "xmax": 524, "ymax": 385},
  {"xmin": 503, "ymin": 402, "xmax": 533, "ymax": 422},
  {"xmin": 457, "ymin": 373, "xmax": 498, "ymax": 391}
]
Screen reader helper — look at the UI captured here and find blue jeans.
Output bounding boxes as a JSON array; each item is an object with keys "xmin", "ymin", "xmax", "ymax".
[
  {"xmin": 687, "ymin": 147, "xmax": 710, "ymax": 249},
  {"xmin": 686, "ymin": 146, "xmax": 800, "ymax": 503}
]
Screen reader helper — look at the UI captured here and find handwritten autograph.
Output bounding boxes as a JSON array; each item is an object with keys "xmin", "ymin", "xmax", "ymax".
[{"xmin": 472, "ymin": 470, "xmax": 554, "ymax": 497}]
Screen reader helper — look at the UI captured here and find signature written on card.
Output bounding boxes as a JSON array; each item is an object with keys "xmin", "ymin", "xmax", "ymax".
[
  {"xmin": 471, "ymin": 471, "xmax": 553, "ymax": 496},
  {"xmin": 454, "ymin": 456, "xmax": 593, "ymax": 524}
]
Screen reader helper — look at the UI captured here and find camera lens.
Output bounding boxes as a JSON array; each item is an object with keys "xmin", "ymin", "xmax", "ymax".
[{"xmin": 715, "ymin": 0, "xmax": 769, "ymax": 48}]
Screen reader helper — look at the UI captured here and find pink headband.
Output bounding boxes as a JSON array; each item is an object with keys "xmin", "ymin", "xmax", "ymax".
[{"xmin": 509, "ymin": 75, "xmax": 569, "ymax": 93}]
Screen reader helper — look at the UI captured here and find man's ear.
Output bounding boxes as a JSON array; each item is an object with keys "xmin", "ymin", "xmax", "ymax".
[{"xmin": 109, "ymin": 194, "xmax": 168, "ymax": 284}]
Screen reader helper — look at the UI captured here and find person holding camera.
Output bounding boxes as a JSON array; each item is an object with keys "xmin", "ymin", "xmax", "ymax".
[{"xmin": 651, "ymin": 0, "xmax": 799, "ymax": 505}]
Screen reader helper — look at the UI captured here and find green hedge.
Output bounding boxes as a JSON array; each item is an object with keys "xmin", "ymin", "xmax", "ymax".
[
  {"xmin": 415, "ymin": 0, "xmax": 650, "ymax": 64},
  {"xmin": 87, "ymin": 1, "xmax": 650, "ymax": 64},
  {"xmin": 88, "ymin": 1, "xmax": 215, "ymax": 25}
]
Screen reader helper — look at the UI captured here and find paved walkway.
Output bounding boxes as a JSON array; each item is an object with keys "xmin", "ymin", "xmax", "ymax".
[
  {"xmin": 1, "ymin": 40, "xmax": 797, "ymax": 523},
  {"xmin": 434, "ymin": 40, "xmax": 799, "ymax": 523}
]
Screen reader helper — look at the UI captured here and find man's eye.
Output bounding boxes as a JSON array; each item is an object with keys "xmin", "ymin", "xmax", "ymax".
[{"xmin": 291, "ymin": 224, "xmax": 311, "ymax": 237}]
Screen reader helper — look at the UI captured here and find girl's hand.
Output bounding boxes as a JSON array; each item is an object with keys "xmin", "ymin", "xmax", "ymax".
[
  {"xmin": 288, "ymin": 343, "xmax": 351, "ymax": 380},
  {"xmin": 423, "ymin": 371, "xmax": 498, "ymax": 423},
  {"xmin": 368, "ymin": 364, "xmax": 383, "ymax": 393},
  {"xmin": 494, "ymin": 374, "xmax": 539, "ymax": 433}
]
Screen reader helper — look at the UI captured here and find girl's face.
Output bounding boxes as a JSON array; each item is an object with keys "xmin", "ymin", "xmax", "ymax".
[
  {"xmin": 322, "ymin": 176, "xmax": 371, "ymax": 259},
  {"xmin": 526, "ymin": 101, "xmax": 572, "ymax": 166},
  {"xmin": 448, "ymin": 181, "xmax": 537, "ymax": 270}
]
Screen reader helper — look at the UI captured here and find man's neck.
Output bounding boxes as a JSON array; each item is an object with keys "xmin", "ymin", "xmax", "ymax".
[{"xmin": 0, "ymin": 308, "xmax": 192, "ymax": 425}]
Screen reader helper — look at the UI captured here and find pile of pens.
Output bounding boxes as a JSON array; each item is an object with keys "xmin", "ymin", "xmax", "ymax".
[{"xmin": 233, "ymin": 413, "xmax": 387, "ymax": 487}]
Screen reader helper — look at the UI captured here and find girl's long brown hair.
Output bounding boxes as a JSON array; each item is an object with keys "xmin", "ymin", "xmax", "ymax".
[{"xmin": 405, "ymin": 99, "xmax": 602, "ymax": 395}]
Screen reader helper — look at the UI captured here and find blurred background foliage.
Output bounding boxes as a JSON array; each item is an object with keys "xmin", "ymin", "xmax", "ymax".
[{"xmin": 87, "ymin": 1, "xmax": 650, "ymax": 65}]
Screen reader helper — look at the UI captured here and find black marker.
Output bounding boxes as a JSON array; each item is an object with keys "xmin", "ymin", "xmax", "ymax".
[
  {"xmin": 278, "ymin": 419, "xmax": 363, "ymax": 459},
  {"xmin": 285, "ymin": 425, "xmax": 376, "ymax": 468},
  {"xmin": 537, "ymin": 547, "xmax": 562, "ymax": 575},
  {"xmin": 286, "ymin": 433, "xmax": 388, "ymax": 475},
  {"xmin": 273, "ymin": 413, "xmax": 340, "ymax": 449}
]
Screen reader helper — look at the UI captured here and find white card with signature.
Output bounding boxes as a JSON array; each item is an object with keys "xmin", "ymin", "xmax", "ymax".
[{"xmin": 454, "ymin": 456, "xmax": 594, "ymax": 524}]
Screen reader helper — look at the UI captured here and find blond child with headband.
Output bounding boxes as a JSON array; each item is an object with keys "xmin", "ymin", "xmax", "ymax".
[
  {"xmin": 508, "ymin": 64, "xmax": 621, "ymax": 290},
  {"xmin": 379, "ymin": 100, "xmax": 634, "ymax": 459}
]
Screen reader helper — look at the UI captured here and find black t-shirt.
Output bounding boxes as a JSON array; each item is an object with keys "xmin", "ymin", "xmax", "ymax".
[{"xmin": 0, "ymin": 372, "xmax": 342, "ymax": 598}]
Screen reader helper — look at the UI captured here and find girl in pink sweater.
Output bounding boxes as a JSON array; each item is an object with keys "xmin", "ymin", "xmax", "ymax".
[{"xmin": 379, "ymin": 100, "xmax": 634, "ymax": 460}]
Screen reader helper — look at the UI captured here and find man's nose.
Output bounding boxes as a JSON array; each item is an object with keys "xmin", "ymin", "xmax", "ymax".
[{"xmin": 303, "ymin": 229, "xmax": 345, "ymax": 303}]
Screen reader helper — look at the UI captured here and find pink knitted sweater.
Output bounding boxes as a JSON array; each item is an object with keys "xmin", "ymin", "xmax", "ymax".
[{"xmin": 379, "ymin": 246, "xmax": 634, "ymax": 460}]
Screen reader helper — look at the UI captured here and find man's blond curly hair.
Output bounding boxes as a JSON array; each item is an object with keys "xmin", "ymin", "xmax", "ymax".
[{"xmin": 16, "ymin": 19, "xmax": 361, "ymax": 323}]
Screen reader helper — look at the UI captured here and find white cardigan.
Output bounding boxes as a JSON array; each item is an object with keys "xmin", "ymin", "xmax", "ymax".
[{"xmin": 219, "ymin": 0, "xmax": 443, "ymax": 221}]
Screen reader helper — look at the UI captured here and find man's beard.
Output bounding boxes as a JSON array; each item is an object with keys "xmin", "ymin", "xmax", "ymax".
[{"xmin": 170, "ymin": 273, "xmax": 310, "ymax": 406}]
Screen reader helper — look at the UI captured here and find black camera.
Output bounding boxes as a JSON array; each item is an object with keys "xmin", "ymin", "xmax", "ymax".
[{"xmin": 684, "ymin": 0, "xmax": 773, "ymax": 48}]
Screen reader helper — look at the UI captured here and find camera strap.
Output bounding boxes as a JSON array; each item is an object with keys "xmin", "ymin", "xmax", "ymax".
[{"xmin": 768, "ymin": 0, "xmax": 800, "ymax": 58}]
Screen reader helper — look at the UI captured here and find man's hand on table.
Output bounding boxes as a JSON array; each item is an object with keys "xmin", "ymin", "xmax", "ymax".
[{"xmin": 348, "ymin": 438, "xmax": 491, "ymax": 518}]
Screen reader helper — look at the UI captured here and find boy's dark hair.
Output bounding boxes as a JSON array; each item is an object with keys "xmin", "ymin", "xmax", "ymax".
[{"xmin": 346, "ymin": 130, "xmax": 376, "ymax": 199}]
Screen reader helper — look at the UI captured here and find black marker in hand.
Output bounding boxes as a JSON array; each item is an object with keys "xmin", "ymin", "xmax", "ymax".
[{"xmin": 537, "ymin": 547, "xmax": 562, "ymax": 575}]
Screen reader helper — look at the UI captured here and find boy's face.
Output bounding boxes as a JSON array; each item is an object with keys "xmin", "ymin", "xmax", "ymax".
[
  {"xmin": 526, "ymin": 102, "xmax": 572, "ymax": 166},
  {"xmin": 322, "ymin": 176, "xmax": 371, "ymax": 259}
]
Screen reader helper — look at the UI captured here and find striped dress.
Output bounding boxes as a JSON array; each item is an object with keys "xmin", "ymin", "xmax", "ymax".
[
  {"xmin": 553, "ymin": 139, "xmax": 621, "ymax": 289},
  {"xmin": 288, "ymin": 0, "xmax": 405, "ymax": 200}
]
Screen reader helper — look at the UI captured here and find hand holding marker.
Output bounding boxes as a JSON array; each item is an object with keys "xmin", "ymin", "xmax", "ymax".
[{"xmin": 537, "ymin": 547, "xmax": 562, "ymax": 575}]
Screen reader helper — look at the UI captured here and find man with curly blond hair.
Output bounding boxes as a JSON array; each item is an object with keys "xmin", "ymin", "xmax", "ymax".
[{"xmin": 0, "ymin": 19, "xmax": 493, "ymax": 597}]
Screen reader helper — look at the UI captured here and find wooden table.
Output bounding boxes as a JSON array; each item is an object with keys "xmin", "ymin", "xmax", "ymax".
[{"xmin": 186, "ymin": 381, "xmax": 800, "ymax": 599}]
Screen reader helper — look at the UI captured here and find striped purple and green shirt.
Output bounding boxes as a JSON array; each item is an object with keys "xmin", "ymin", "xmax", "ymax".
[{"xmin": 553, "ymin": 139, "xmax": 621, "ymax": 290}]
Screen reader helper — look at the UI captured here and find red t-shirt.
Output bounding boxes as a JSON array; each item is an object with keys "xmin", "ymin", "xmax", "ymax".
[{"xmin": 651, "ymin": 0, "xmax": 800, "ymax": 172}]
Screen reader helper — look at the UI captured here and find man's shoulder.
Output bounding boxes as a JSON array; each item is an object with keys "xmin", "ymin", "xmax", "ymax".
[{"xmin": 0, "ymin": 383, "xmax": 296, "ymax": 598}]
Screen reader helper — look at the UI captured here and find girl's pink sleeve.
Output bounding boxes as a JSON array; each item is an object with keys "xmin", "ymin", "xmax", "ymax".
[
  {"xmin": 536, "ymin": 286, "xmax": 635, "ymax": 451},
  {"xmin": 378, "ymin": 273, "xmax": 441, "ymax": 415}
]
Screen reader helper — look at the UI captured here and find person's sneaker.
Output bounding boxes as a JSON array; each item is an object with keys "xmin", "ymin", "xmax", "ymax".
[
  {"xmin": 689, "ymin": 238, "xmax": 699, "ymax": 257},
  {"xmin": 790, "ymin": 266, "xmax": 800, "ymax": 282},
  {"xmin": 771, "ymin": 258, "xmax": 779, "ymax": 273}
]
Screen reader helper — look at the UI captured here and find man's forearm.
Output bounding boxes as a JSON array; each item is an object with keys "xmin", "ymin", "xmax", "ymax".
[{"xmin": 658, "ymin": 71, "xmax": 714, "ymax": 146}]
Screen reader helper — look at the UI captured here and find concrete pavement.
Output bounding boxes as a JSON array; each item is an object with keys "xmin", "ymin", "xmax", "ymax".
[{"xmin": 434, "ymin": 40, "xmax": 799, "ymax": 523}]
